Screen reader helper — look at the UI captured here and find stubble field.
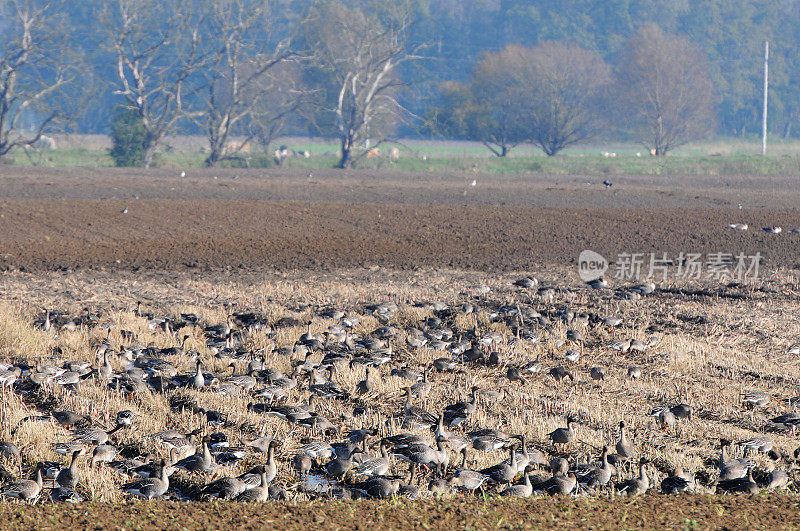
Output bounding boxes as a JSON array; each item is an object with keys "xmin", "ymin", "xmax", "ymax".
[{"xmin": 1, "ymin": 166, "xmax": 800, "ymax": 529}]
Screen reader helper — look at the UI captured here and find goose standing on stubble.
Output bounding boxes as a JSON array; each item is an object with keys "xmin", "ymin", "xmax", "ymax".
[
  {"xmin": 124, "ymin": 460, "xmax": 170, "ymax": 499},
  {"xmin": 548, "ymin": 417, "xmax": 575, "ymax": 450},
  {"xmin": 616, "ymin": 460, "xmax": 649, "ymax": 496},
  {"xmin": 57, "ymin": 448, "xmax": 84, "ymax": 489},
  {"xmin": 173, "ymin": 439, "xmax": 215, "ymax": 474},
  {"xmin": 615, "ymin": 421, "xmax": 635, "ymax": 462},
  {"xmin": 236, "ymin": 468, "xmax": 271, "ymax": 502},
  {"xmin": 0, "ymin": 466, "xmax": 43, "ymax": 502}
]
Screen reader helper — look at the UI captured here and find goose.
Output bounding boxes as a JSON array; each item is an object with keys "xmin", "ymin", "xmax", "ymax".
[
  {"xmin": 236, "ymin": 465, "xmax": 266, "ymax": 490},
  {"xmin": 765, "ymin": 463, "xmax": 790, "ymax": 489},
  {"xmin": 159, "ymin": 335, "xmax": 190, "ymax": 357},
  {"xmin": 513, "ymin": 277, "xmax": 538, "ymax": 289},
  {"xmin": 737, "ymin": 436, "xmax": 773, "ymax": 456},
  {"xmin": 771, "ymin": 411, "xmax": 800, "ymax": 433},
  {"xmin": 576, "ymin": 446, "xmax": 614, "ymax": 489},
  {"xmin": 297, "ymin": 413, "xmax": 337, "ymax": 435},
  {"xmin": 262, "ymin": 440, "xmax": 278, "ymax": 485},
  {"xmin": 383, "ymin": 433, "xmax": 431, "ymax": 451},
  {"xmin": 0, "ymin": 466, "xmax": 43, "ymax": 502},
  {"xmin": 428, "ymin": 477, "xmax": 455, "ymax": 497},
  {"xmin": 669, "ymin": 403, "xmax": 693, "ymax": 420},
  {"xmin": 53, "ymin": 441, "xmax": 87, "ymax": 456},
  {"xmin": 225, "ymin": 362, "xmax": 258, "ymax": 391},
  {"xmin": 451, "ymin": 468, "xmax": 490, "ymax": 491},
  {"xmin": 109, "ymin": 454, "xmax": 153, "ymax": 477},
  {"xmin": 115, "ymin": 410, "xmax": 135, "ymax": 427},
  {"xmin": 500, "ymin": 468, "xmax": 533, "ymax": 497},
  {"xmin": 236, "ymin": 469, "xmax": 271, "ymax": 502},
  {"xmin": 173, "ymin": 440, "xmax": 215, "ymax": 475},
  {"xmin": 51, "ymin": 410, "xmax": 91, "ymax": 429},
  {"xmin": 293, "ymin": 453, "xmax": 312, "ymax": 479},
  {"xmin": 520, "ymin": 357, "xmax": 541, "ymax": 375},
  {"xmin": 91, "ymin": 444, "xmax": 119, "ymax": 468},
  {"xmin": 616, "ymin": 460, "xmax": 649, "ymax": 495},
  {"xmin": 661, "ymin": 467, "xmax": 695, "ymax": 494},
  {"xmin": 355, "ymin": 366, "xmax": 376, "ymax": 396},
  {"xmin": 124, "ymin": 460, "xmax": 170, "ymax": 499},
  {"xmin": 0, "ymin": 366, "xmax": 20, "ymax": 392},
  {"xmin": 587, "ymin": 278, "xmax": 608, "ymax": 290},
  {"xmin": 300, "ymin": 440, "xmax": 335, "ymax": 462},
  {"xmin": 191, "ymin": 359, "xmax": 206, "ymax": 389},
  {"xmin": 409, "ymin": 369, "xmax": 432, "ymax": 400},
  {"xmin": 741, "ymin": 390, "xmax": 769, "ymax": 408},
  {"xmin": 353, "ymin": 441, "xmax": 390, "ymax": 478},
  {"xmin": 92, "ymin": 347, "xmax": 114, "ymax": 382},
  {"xmin": 350, "ymin": 476, "xmax": 401, "ymax": 499},
  {"xmin": 201, "ymin": 476, "xmax": 247, "ymax": 500},
  {"xmin": 470, "ymin": 429, "xmax": 512, "ymax": 454},
  {"xmin": 308, "ymin": 367, "xmax": 350, "ymax": 400},
  {"xmin": 432, "ymin": 357, "xmax": 458, "ymax": 372},
  {"xmin": 402, "ymin": 387, "xmax": 438, "ymax": 429},
  {"xmin": 540, "ymin": 471, "xmax": 577, "ymax": 496},
  {"xmin": 548, "ymin": 366, "xmax": 574, "ymax": 384},
  {"xmin": 627, "ymin": 366, "xmax": 642, "ymax": 379},
  {"xmin": 589, "ymin": 366, "xmax": 605, "ymax": 382},
  {"xmin": 245, "ymin": 431, "xmax": 277, "ymax": 454},
  {"xmin": 615, "ymin": 421, "xmax": 635, "ymax": 460},
  {"xmin": 443, "ymin": 386, "xmax": 479, "ymax": 427},
  {"xmin": 479, "ymin": 446, "xmax": 518, "ymax": 486},
  {"xmin": 718, "ymin": 440, "xmax": 752, "ymax": 481},
  {"xmin": 325, "ymin": 446, "xmax": 361, "ymax": 480},
  {"xmin": 51, "ymin": 486, "xmax": 84, "ymax": 503},
  {"xmin": 506, "ymin": 365, "xmax": 527, "ymax": 385},
  {"xmin": 510, "ymin": 434, "xmax": 547, "ymax": 470},
  {"xmin": 650, "ymin": 406, "xmax": 676, "ymax": 431},
  {"xmin": 715, "ymin": 468, "xmax": 759, "ymax": 494},
  {"xmin": 73, "ymin": 425, "xmax": 120, "ymax": 445},
  {"xmin": 0, "ymin": 441, "xmax": 21, "ymax": 472},
  {"xmin": 391, "ymin": 436, "xmax": 450, "ymax": 479},
  {"xmin": 347, "ymin": 428, "xmax": 378, "ymax": 450},
  {"xmin": 56, "ymin": 448, "xmax": 84, "ymax": 489},
  {"xmin": 547, "ymin": 418, "xmax": 575, "ymax": 450},
  {"xmin": 608, "ymin": 339, "xmax": 631, "ymax": 353},
  {"xmin": 391, "ymin": 365, "xmax": 423, "ymax": 382}
]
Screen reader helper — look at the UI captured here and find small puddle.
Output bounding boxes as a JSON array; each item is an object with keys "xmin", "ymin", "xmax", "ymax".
[{"xmin": 301, "ymin": 474, "xmax": 333, "ymax": 493}]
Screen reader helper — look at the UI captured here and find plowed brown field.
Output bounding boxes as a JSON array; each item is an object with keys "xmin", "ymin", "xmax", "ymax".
[{"xmin": 1, "ymin": 166, "xmax": 799, "ymax": 272}]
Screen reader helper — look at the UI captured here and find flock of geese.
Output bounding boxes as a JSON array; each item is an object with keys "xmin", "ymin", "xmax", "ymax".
[{"xmin": 0, "ymin": 275, "xmax": 798, "ymax": 504}]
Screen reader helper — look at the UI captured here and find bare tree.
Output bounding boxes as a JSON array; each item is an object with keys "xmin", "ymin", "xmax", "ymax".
[
  {"xmin": 514, "ymin": 42, "xmax": 611, "ymax": 156},
  {"xmin": 198, "ymin": 0, "xmax": 294, "ymax": 167},
  {"xmin": 301, "ymin": 1, "xmax": 425, "ymax": 169},
  {"xmin": 246, "ymin": 61, "xmax": 308, "ymax": 153},
  {"xmin": 101, "ymin": 0, "xmax": 206, "ymax": 167},
  {"xmin": 615, "ymin": 24, "xmax": 715, "ymax": 156},
  {"xmin": 427, "ymin": 47, "xmax": 530, "ymax": 157},
  {"xmin": 0, "ymin": 0, "xmax": 79, "ymax": 159}
]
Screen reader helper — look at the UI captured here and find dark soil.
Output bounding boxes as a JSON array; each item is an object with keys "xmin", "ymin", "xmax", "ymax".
[
  {"xmin": 1, "ymin": 494, "xmax": 798, "ymax": 530},
  {"xmin": 0, "ymin": 167, "xmax": 799, "ymax": 272}
]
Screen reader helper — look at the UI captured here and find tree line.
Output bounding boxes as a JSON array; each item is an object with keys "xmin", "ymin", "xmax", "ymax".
[{"xmin": 0, "ymin": 0, "xmax": 797, "ymax": 168}]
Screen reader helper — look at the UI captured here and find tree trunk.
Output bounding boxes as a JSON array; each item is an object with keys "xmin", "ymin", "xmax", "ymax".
[
  {"xmin": 205, "ymin": 148, "xmax": 221, "ymax": 167},
  {"xmin": 143, "ymin": 142, "xmax": 157, "ymax": 168},
  {"xmin": 336, "ymin": 137, "xmax": 353, "ymax": 170},
  {"xmin": 338, "ymin": 141, "xmax": 352, "ymax": 169}
]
